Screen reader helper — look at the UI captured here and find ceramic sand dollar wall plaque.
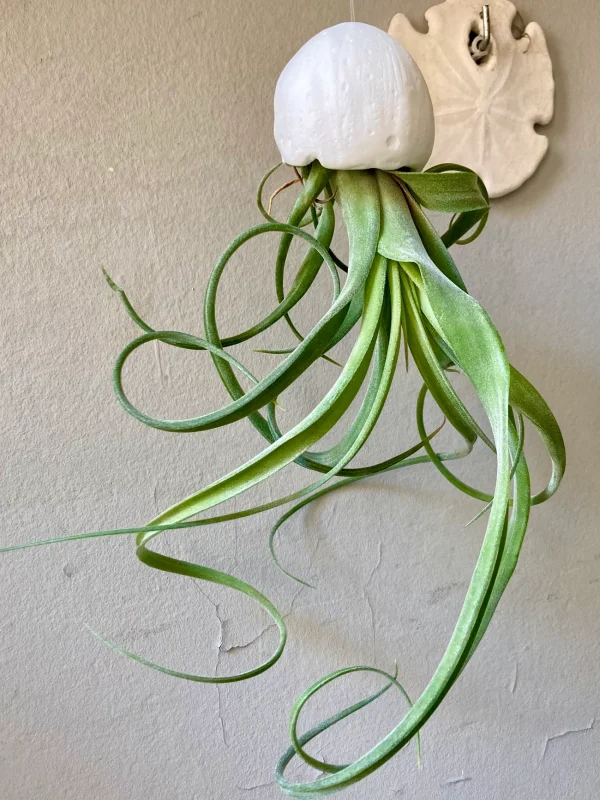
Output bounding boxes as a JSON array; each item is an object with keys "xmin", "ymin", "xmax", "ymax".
[{"xmin": 389, "ymin": 0, "xmax": 554, "ymax": 197}]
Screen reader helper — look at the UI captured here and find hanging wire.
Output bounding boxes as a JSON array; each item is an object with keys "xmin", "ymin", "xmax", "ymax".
[{"xmin": 349, "ymin": 0, "xmax": 355, "ymax": 23}]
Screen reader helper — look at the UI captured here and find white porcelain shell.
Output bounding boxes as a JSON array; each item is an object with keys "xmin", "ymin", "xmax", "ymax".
[{"xmin": 274, "ymin": 22, "xmax": 435, "ymax": 171}]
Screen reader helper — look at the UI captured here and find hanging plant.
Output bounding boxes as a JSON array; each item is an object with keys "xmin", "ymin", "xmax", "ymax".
[{"xmin": 3, "ymin": 21, "xmax": 565, "ymax": 797}]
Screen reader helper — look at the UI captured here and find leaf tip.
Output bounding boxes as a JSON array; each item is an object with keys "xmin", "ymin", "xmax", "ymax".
[{"xmin": 102, "ymin": 268, "xmax": 120, "ymax": 292}]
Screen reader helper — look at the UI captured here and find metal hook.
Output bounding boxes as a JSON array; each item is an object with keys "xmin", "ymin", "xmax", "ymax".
[
  {"xmin": 480, "ymin": 5, "xmax": 491, "ymax": 51},
  {"xmin": 470, "ymin": 5, "xmax": 491, "ymax": 62}
]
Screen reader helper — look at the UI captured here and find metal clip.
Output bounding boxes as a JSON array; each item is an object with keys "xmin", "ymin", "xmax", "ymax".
[{"xmin": 470, "ymin": 5, "xmax": 491, "ymax": 62}]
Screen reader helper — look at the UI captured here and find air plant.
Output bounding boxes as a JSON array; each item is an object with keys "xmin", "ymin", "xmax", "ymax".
[{"xmin": 3, "ymin": 21, "xmax": 564, "ymax": 798}]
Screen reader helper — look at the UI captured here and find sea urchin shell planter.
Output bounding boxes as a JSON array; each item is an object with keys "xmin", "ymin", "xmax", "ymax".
[
  {"xmin": 389, "ymin": 0, "xmax": 554, "ymax": 197},
  {"xmin": 274, "ymin": 22, "xmax": 435, "ymax": 171}
]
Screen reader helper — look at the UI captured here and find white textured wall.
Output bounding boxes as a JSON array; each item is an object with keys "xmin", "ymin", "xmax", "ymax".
[{"xmin": 1, "ymin": 2, "xmax": 598, "ymax": 798}]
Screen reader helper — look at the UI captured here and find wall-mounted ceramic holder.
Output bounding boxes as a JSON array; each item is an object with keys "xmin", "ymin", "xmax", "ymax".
[{"xmin": 389, "ymin": 0, "xmax": 554, "ymax": 197}]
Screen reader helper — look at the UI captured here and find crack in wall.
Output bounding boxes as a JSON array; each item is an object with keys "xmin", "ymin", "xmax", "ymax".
[
  {"xmin": 153, "ymin": 339, "xmax": 167, "ymax": 384},
  {"xmin": 235, "ymin": 781, "xmax": 273, "ymax": 792},
  {"xmin": 195, "ymin": 580, "xmax": 307, "ymax": 750},
  {"xmin": 363, "ymin": 541, "xmax": 383, "ymax": 665},
  {"xmin": 443, "ymin": 774, "xmax": 471, "ymax": 785},
  {"xmin": 196, "ymin": 585, "xmax": 229, "ymax": 747},
  {"xmin": 541, "ymin": 717, "xmax": 595, "ymax": 761},
  {"xmin": 322, "ymin": 499, "xmax": 338, "ymax": 531},
  {"xmin": 311, "ymin": 532, "xmax": 326, "ymax": 565},
  {"xmin": 233, "ymin": 527, "xmax": 239, "ymax": 568},
  {"xmin": 221, "ymin": 625, "xmax": 271, "ymax": 654}
]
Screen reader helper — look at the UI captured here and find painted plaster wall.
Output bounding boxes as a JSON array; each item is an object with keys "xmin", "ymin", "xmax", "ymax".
[{"xmin": 1, "ymin": 1, "xmax": 598, "ymax": 798}]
